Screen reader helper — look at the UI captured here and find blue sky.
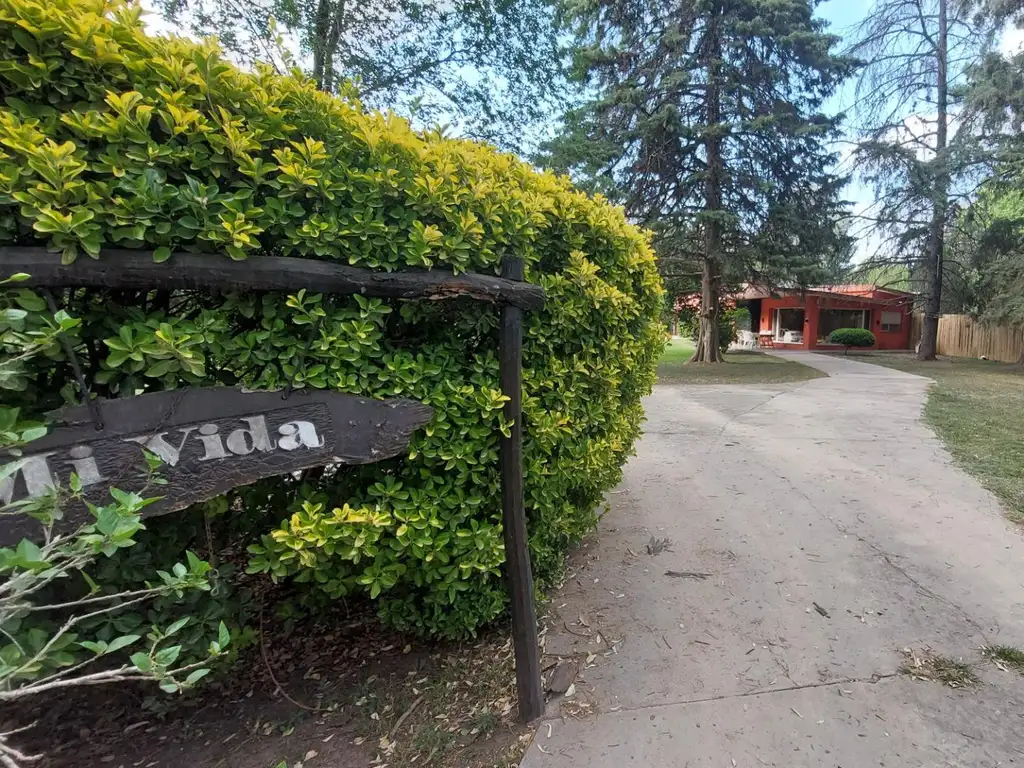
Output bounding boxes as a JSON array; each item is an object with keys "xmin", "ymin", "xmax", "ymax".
[
  {"xmin": 817, "ymin": 1, "xmax": 875, "ymax": 262},
  {"xmin": 817, "ymin": 0, "xmax": 919, "ymax": 266},
  {"xmin": 818, "ymin": 0, "xmax": 871, "ymax": 96}
]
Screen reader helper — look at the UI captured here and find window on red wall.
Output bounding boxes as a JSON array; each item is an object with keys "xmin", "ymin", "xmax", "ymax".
[
  {"xmin": 818, "ymin": 309, "xmax": 867, "ymax": 342},
  {"xmin": 880, "ymin": 311, "xmax": 901, "ymax": 332}
]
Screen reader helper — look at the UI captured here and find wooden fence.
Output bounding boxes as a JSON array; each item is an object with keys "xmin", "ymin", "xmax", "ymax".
[
  {"xmin": 909, "ymin": 312, "xmax": 924, "ymax": 350},
  {"xmin": 910, "ymin": 313, "xmax": 1024, "ymax": 363}
]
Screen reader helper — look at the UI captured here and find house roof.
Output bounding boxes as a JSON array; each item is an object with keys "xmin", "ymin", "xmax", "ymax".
[
  {"xmin": 674, "ymin": 283, "xmax": 916, "ymax": 312},
  {"xmin": 800, "ymin": 289, "xmax": 914, "ymax": 307},
  {"xmin": 733, "ymin": 284, "xmax": 915, "ymax": 303},
  {"xmin": 812, "ymin": 284, "xmax": 915, "ymax": 298}
]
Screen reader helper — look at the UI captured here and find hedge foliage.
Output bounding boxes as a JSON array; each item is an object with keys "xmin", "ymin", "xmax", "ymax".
[
  {"xmin": 827, "ymin": 328, "xmax": 875, "ymax": 351},
  {"xmin": 0, "ymin": 0, "xmax": 664, "ymax": 637}
]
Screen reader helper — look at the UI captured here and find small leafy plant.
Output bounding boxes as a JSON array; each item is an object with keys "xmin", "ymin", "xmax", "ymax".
[
  {"xmin": 828, "ymin": 327, "xmax": 875, "ymax": 354},
  {"xmin": 0, "ymin": 487, "xmax": 230, "ymax": 703},
  {"xmin": 0, "ymin": 277, "xmax": 228, "ymax": 768}
]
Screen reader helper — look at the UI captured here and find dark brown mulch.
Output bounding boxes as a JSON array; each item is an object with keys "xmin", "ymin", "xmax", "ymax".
[
  {"xmin": 10, "ymin": 603, "xmax": 392, "ymax": 767},
  {"xmin": 4, "ymin": 601, "xmax": 529, "ymax": 768}
]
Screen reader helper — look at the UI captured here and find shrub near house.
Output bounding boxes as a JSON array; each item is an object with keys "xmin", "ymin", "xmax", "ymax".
[
  {"xmin": 0, "ymin": 0, "xmax": 664, "ymax": 639},
  {"xmin": 828, "ymin": 328, "xmax": 876, "ymax": 354}
]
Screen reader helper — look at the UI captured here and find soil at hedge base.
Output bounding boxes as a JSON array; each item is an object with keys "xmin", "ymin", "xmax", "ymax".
[{"xmin": 12, "ymin": 600, "xmax": 529, "ymax": 768}]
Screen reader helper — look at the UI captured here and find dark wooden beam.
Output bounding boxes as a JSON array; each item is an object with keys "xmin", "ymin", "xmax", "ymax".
[
  {"xmin": 498, "ymin": 255, "xmax": 544, "ymax": 723},
  {"xmin": 0, "ymin": 248, "xmax": 545, "ymax": 310}
]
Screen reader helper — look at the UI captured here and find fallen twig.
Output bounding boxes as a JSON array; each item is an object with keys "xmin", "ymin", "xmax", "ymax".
[
  {"xmin": 0, "ymin": 723, "xmax": 41, "ymax": 768},
  {"xmin": 562, "ymin": 621, "xmax": 593, "ymax": 638},
  {"xmin": 388, "ymin": 694, "xmax": 425, "ymax": 740},
  {"xmin": 259, "ymin": 603, "xmax": 321, "ymax": 712},
  {"xmin": 665, "ymin": 570, "xmax": 712, "ymax": 580}
]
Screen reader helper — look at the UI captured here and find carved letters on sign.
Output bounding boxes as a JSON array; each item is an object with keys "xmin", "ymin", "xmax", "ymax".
[{"xmin": 0, "ymin": 388, "xmax": 433, "ymax": 545}]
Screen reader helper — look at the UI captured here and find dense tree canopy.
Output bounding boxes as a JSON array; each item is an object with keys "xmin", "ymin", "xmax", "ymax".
[
  {"xmin": 155, "ymin": 0, "xmax": 567, "ymax": 151},
  {"xmin": 954, "ymin": 41, "xmax": 1024, "ymax": 336},
  {"xmin": 951, "ymin": 187, "xmax": 1024, "ymax": 325},
  {"xmin": 846, "ymin": 0, "xmax": 995, "ymax": 359},
  {"xmin": 542, "ymin": 0, "xmax": 855, "ymax": 361}
]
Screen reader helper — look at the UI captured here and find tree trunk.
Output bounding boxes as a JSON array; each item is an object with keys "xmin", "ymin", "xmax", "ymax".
[
  {"xmin": 691, "ymin": 3, "xmax": 724, "ymax": 364},
  {"xmin": 918, "ymin": 0, "xmax": 949, "ymax": 361},
  {"xmin": 311, "ymin": 0, "xmax": 345, "ymax": 93},
  {"xmin": 321, "ymin": 0, "xmax": 347, "ymax": 93},
  {"xmin": 692, "ymin": 257, "xmax": 722, "ymax": 362},
  {"xmin": 311, "ymin": 0, "xmax": 332, "ymax": 90}
]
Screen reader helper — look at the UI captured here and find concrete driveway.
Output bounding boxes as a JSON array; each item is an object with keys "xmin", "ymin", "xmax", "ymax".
[{"xmin": 522, "ymin": 352, "xmax": 1024, "ymax": 768}]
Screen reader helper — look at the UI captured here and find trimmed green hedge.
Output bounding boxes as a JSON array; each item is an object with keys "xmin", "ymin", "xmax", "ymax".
[
  {"xmin": 828, "ymin": 328, "xmax": 875, "ymax": 351},
  {"xmin": 0, "ymin": 0, "xmax": 664, "ymax": 637}
]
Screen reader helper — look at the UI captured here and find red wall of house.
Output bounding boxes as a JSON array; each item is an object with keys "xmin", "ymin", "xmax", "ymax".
[
  {"xmin": 758, "ymin": 295, "xmax": 912, "ymax": 351},
  {"xmin": 870, "ymin": 308, "xmax": 912, "ymax": 350}
]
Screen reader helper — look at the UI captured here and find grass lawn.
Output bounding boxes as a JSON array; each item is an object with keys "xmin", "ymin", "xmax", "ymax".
[
  {"xmin": 844, "ymin": 351, "xmax": 1024, "ymax": 524},
  {"xmin": 657, "ymin": 337, "xmax": 825, "ymax": 385}
]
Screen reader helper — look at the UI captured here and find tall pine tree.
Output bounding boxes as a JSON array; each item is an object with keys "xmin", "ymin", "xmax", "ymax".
[
  {"xmin": 544, "ymin": 0, "xmax": 855, "ymax": 361},
  {"xmin": 847, "ymin": 0, "xmax": 993, "ymax": 360}
]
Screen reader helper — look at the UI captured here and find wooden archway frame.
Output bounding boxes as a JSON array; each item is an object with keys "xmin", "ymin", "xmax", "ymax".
[{"xmin": 0, "ymin": 246, "xmax": 546, "ymax": 722}]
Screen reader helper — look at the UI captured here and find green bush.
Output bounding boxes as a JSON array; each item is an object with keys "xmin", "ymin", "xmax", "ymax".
[
  {"xmin": 686, "ymin": 307, "xmax": 749, "ymax": 354},
  {"xmin": 0, "ymin": 0, "xmax": 664, "ymax": 637},
  {"xmin": 722, "ymin": 307, "xmax": 750, "ymax": 352},
  {"xmin": 677, "ymin": 308, "xmax": 697, "ymax": 338},
  {"xmin": 828, "ymin": 327, "xmax": 875, "ymax": 353}
]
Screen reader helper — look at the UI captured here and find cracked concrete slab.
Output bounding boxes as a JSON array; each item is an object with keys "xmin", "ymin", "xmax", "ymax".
[
  {"xmin": 528, "ymin": 676, "xmax": 1024, "ymax": 767},
  {"xmin": 521, "ymin": 352, "xmax": 1024, "ymax": 767}
]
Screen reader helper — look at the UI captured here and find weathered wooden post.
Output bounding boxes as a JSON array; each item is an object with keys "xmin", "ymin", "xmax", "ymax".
[{"xmin": 499, "ymin": 256, "xmax": 544, "ymax": 722}]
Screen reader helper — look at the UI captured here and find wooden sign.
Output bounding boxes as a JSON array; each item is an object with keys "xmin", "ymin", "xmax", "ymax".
[{"xmin": 0, "ymin": 388, "xmax": 432, "ymax": 545}]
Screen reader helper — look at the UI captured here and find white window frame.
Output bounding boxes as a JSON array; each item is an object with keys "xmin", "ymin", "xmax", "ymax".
[
  {"xmin": 773, "ymin": 308, "xmax": 805, "ymax": 342},
  {"xmin": 880, "ymin": 311, "xmax": 902, "ymax": 333}
]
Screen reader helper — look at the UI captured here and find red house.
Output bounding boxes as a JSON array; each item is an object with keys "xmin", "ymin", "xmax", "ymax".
[{"xmin": 738, "ymin": 284, "xmax": 914, "ymax": 351}]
